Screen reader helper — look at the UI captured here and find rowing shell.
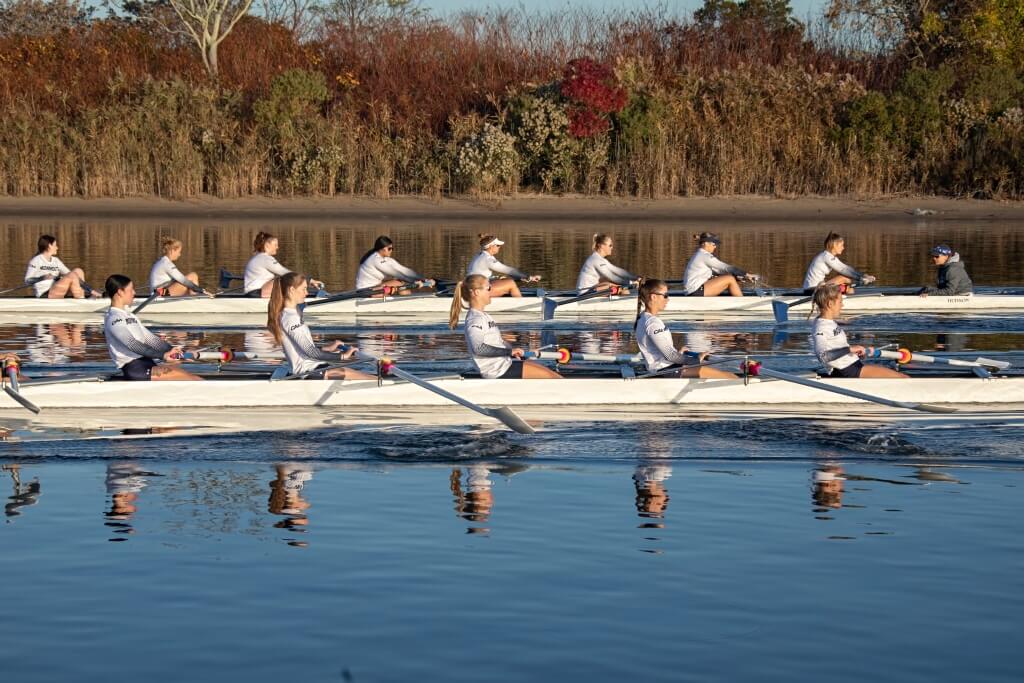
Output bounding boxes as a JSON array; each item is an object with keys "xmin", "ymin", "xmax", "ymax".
[
  {"xmin": 0, "ymin": 291, "xmax": 1022, "ymax": 323},
  {"xmin": 2, "ymin": 375, "xmax": 1021, "ymax": 410}
]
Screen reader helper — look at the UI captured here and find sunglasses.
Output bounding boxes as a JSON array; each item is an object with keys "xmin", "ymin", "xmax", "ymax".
[{"xmin": 651, "ymin": 292, "xmax": 670, "ymax": 299}]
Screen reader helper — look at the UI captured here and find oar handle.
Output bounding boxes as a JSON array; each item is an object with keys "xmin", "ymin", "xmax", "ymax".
[
  {"xmin": 4, "ymin": 356, "xmax": 21, "ymax": 389},
  {"xmin": 523, "ymin": 348, "xmax": 642, "ymax": 364}
]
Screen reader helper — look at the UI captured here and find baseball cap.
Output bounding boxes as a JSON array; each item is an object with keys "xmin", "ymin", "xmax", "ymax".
[{"xmin": 930, "ymin": 245, "xmax": 953, "ymax": 256}]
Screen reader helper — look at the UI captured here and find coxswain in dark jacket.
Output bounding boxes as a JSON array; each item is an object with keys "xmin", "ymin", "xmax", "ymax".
[{"xmin": 920, "ymin": 245, "xmax": 973, "ymax": 296}]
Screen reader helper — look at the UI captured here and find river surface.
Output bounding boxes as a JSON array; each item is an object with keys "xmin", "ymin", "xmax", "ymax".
[{"xmin": 1, "ymin": 216, "xmax": 1023, "ymax": 681}]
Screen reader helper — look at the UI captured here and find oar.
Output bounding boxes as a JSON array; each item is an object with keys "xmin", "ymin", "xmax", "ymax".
[
  {"xmin": 303, "ymin": 282, "xmax": 419, "ymax": 309},
  {"xmin": 524, "ymin": 348, "xmax": 642, "ymax": 365},
  {"xmin": 132, "ymin": 280, "xmax": 174, "ymax": 315},
  {"xmin": 360, "ymin": 352, "xmax": 535, "ymax": 434},
  {"xmin": 866, "ymin": 347, "xmax": 1011, "ymax": 371},
  {"xmin": 3, "ymin": 357, "xmax": 40, "ymax": 414},
  {"xmin": 745, "ymin": 362, "xmax": 956, "ymax": 413},
  {"xmin": 772, "ymin": 284, "xmax": 927, "ymax": 322},
  {"xmin": 542, "ymin": 285, "xmax": 629, "ymax": 321},
  {"xmin": 0, "ymin": 282, "xmax": 37, "ymax": 296},
  {"xmin": 178, "ymin": 348, "xmax": 285, "ymax": 362}
]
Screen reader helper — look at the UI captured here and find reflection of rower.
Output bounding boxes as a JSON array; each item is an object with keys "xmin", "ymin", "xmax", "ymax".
[
  {"xmin": 105, "ymin": 462, "xmax": 151, "ymax": 539},
  {"xmin": 633, "ymin": 463, "xmax": 671, "ymax": 527},
  {"xmin": 812, "ymin": 465, "xmax": 845, "ymax": 510},
  {"xmin": 268, "ymin": 464, "xmax": 314, "ymax": 546},
  {"xmin": 577, "ymin": 234, "xmax": 638, "ymax": 292},
  {"xmin": 4, "ymin": 464, "xmax": 41, "ymax": 520},
  {"xmin": 467, "ymin": 234, "xmax": 540, "ymax": 298},
  {"xmin": 450, "ymin": 466, "xmax": 494, "ymax": 534}
]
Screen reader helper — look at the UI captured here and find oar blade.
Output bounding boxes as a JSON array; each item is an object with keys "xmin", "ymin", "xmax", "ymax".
[
  {"xmin": 487, "ymin": 406, "xmax": 536, "ymax": 434},
  {"xmin": 975, "ymin": 357, "xmax": 1011, "ymax": 370},
  {"xmin": 912, "ymin": 403, "xmax": 958, "ymax": 414},
  {"xmin": 771, "ymin": 299, "xmax": 790, "ymax": 323},
  {"xmin": 4, "ymin": 386, "xmax": 40, "ymax": 414},
  {"xmin": 542, "ymin": 297, "xmax": 558, "ymax": 321}
]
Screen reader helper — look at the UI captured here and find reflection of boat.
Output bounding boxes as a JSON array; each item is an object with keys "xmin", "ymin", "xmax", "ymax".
[
  {"xmin": 3, "ymin": 374, "xmax": 1022, "ymax": 411},
  {"xmin": 1, "ymin": 290, "xmax": 1022, "ymax": 323}
]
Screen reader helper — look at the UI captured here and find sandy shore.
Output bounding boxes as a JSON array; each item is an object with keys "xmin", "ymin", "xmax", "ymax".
[{"xmin": 1, "ymin": 195, "xmax": 1022, "ymax": 221}]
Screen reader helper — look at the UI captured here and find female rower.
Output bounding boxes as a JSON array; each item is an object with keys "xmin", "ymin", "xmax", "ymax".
[
  {"xmin": 149, "ymin": 237, "xmax": 212, "ymax": 298},
  {"xmin": 466, "ymin": 234, "xmax": 540, "ymax": 298},
  {"xmin": 919, "ymin": 244, "xmax": 973, "ymax": 297},
  {"xmin": 576, "ymin": 233, "xmax": 638, "ymax": 292},
  {"xmin": 682, "ymin": 233, "xmax": 759, "ymax": 297},
  {"xmin": 356, "ymin": 236, "xmax": 433, "ymax": 296},
  {"xmin": 25, "ymin": 235, "xmax": 100, "ymax": 299},
  {"xmin": 809, "ymin": 283, "xmax": 906, "ymax": 378},
  {"xmin": 448, "ymin": 274, "xmax": 561, "ymax": 379},
  {"xmin": 244, "ymin": 232, "xmax": 323, "ymax": 298},
  {"xmin": 802, "ymin": 232, "xmax": 876, "ymax": 293},
  {"xmin": 634, "ymin": 279, "xmax": 737, "ymax": 379},
  {"xmin": 267, "ymin": 272, "xmax": 373, "ymax": 380},
  {"xmin": 103, "ymin": 274, "xmax": 201, "ymax": 381}
]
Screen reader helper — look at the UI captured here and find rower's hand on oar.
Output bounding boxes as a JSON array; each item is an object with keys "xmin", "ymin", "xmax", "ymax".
[
  {"xmin": 526, "ymin": 275, "xmax": 542, "ymax": 283},
  {"xmin": 745, "ymin": 273, "xmax": 761, "ymax": 282},
  {"xmin": 324, "ymin": 340, "xmax": 357, "ymax": 359},
  {"xmin": 860, "ymin": 275, "xmax": 877, "ymax": 285},
  {"xmin": 851, "ymin": 345, "xmax": 867, "ymax": 357},
  {"xmin": 202, "ymin": 289, "xmax": 217, "ymax": 299},
  {"xmin": 89, "ymin": 290, "xmax": 101, "ymax": 299},
  {"xmin": 164, "ymin": 347, "xmax": 185, "ymax": 363},
  {"xmin": 310, "ymin": 279, "xmax": 325, "ymax": 290},
  {"xmin": 510, "ymin": 348, "xmax": 526, "ymax": 359}
]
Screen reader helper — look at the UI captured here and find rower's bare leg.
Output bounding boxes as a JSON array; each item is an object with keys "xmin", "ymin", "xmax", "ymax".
[
  {"xmin": 260, "ymin": 279, "xmax": 275, "ymax": 298},
  {"xmin": 859, "ymin": 365, "xmax": 908, "ymax": 379},
  {"xmin": 825, "ymin": 275, "xmax": 855, "ymax": 287},
  {"xmin": 167, "ymin": 273, "xmax": 200, "ymax": 297},
  {"xmin": 369, "ymin": 279, "xmax": 408, "ymax": 298},
  {"xmin": 47, "ymin": 270, "xmax": 84, "ymax": 299},
  {"xmin": 680, "ymin": 366, "xmax": 738, "ymax": 379},
  {"xmin": 596, "ymin": 281, "xmax": 630, "ymax": 295},
  {"xmin": 151, "ymin": 365, "xmax": 204, "ymax": 381},
  {"xmin": 702, "ymin": 274, "xmax": 743, "ymax": 297},
  {"xmin": 521, "ymin": 360, "xmax": 562, "ymax": 379},
  {"xmin": 489, "ymin": 278, "xmax": 521, "ymax": 298},
  {"xmin": 324, "ymin": 367, "xmax": 375, "ymax": 380}
]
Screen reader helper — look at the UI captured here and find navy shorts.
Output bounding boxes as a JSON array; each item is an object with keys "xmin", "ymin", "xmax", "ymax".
[
  {"xmin": 122, "ymin": 357, "xmax": 157, "ymax": 381},
  {"xmin": 685, "ymin": 285, "xmax": 704, "ymax": 297},
  {"xmin": 829, "ymin": 360, "xmax": 863, "ymax": 378},
  {"xmin": 497, "ymin": 362, "xmax": 525, "ymax": 379},
  {"xmin": 244, "ymin": 289, "xmax": 263, "ymax": 298}
]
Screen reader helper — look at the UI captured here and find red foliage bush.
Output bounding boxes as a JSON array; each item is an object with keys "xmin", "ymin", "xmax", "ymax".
[{"xmin": 560, "ymin": 58, "xmax": 627, "ymax": 113}]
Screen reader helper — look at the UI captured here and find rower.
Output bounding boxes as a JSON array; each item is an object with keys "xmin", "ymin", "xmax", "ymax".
[
  {"xmin": 634, "ymin": 278, "xmax": 737, "ymax": 379},
  {"xmin": 576, "ymin": 233, "xmax": 638, "ymax": 292},
  {"xmin": 149, "ymin": 237, "xmax": 213, "ymax": 298},
  {"xmin": 103, "ymin": 275, "xmax": 202, "ymax": 381},
  {"xmin": 681, "ymin": 232, "xmax": 759, "ymax": 297},
  {"xmin": 467, "ymin": 234, "xmax": 540, "ymax": 298},
  {"xmin": 267, "ymin": 272, "xmax": 373, "ymax": 380},
  {"xmin": 25, "ymin": 235, "xmax": 100, "ymax": 299},
  {"xmin": 448, "ymin": 274, "xmax": 561, "ymax": 379},
  {"xmin": 802, "ymin": 231, "xmax": 876, "ymax": 293},
  {"xmin": 919, "ymin": 244, "xmax": 972, "ymax": 297},
  {"xmin": 356, "ymin": 236, "xmax": 434, "ymax": 296},
  {"xmin": 244, "ymin": 232, "xmax": 323, "ymax": 298},
  {"xmin": 809, "ymin": 283, "xmax": 906, "ymax": 379}
]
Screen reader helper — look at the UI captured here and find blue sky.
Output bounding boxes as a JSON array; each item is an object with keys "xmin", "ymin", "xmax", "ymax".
[{"xmin": 424, "ymin": 1, "xmax": 827, "ymax": 21}]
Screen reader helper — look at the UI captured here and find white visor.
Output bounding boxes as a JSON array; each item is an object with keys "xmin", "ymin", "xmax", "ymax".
[{"xmin": 484, "ymin": 238, "xmax": 505, "ymax": 248}]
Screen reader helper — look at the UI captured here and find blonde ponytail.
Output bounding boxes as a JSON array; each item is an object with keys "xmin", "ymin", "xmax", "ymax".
[
  {"xmin": 161, "ymin": 237, "xmax": 182, "ymax": 255},
  {"xmin": 448, "ymin": 274, "xmax": 489, "ymax": 329}
]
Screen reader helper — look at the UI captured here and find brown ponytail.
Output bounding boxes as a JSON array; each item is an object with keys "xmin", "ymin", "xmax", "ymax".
[
  {"xmin": 634, "ymin": 278, "xmax": 664, "ymax": 330},
  {"xmin": 254, "ymin": 231, "xmax": 276, "ymax": 253},
  {"xmin": 823, "ymin": 232, "xmax": 844, "ymax": 251},
  {"xmin": 267, "ymin": 272, "xmax": 306, "ymax": 343},
  {"xmin": 809, "ymin": 283, "xmax": 843, "ymax": 319},
  {"xmin": 478, "ymin": 233, "xmax": 496, "ymax": 247},
  {"xmin": 448, "ymin": 274, "xmax": 488, "ymax": 329}
]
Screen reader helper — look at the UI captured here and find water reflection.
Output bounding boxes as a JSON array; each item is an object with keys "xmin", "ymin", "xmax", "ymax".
[
  {"xmin": 4, "ymin": 464, "xmax": 41, "ymax": 520},
  {"xmin": 451, "ymin": 466, "xmax": 495, "ymax": 535},
  {"xmin": 104, "ymin": 462, "xmax": 154, "ymax": 541},
  {"xmin": 268, "ymin": 464, "xmax": 314, "ymax": 547},
  {"xmin": 633, "ymin": 463, "xmax": 671, "ymax": 527},
  {"xmin": 811, "ymin": 465, "xmax": 846, "ymax": 511}
]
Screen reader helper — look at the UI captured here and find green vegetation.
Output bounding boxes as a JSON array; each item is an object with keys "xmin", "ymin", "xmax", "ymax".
[{"xmin": 0, "ymin": 0, "xmax": 1021, "ymax": 199}]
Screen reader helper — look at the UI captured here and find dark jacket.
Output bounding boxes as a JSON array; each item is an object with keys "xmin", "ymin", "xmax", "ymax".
[{"xmin": 924, "ymin": 253, "xmax": 973, "ymax": 295}]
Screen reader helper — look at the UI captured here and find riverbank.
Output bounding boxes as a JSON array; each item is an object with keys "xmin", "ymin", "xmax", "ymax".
[{"xmin": 1, "ymin": 195, "xmax": 1023, "ymax": 222}]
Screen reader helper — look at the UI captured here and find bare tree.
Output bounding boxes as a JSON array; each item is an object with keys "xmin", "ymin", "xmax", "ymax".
[
  {"xmin": 127, "ymin": 0, "xmax": 254, "ymax": 78},
  {"xmin": 0, "ymin": 0, "xmax": 90, "ymax": 37},
  {"xmin": 256, "ymin": 0, "xmax": 320, "ymax": 41},
  {"xmin": 316, "ymin": 0, "xmax": 421, "ymax": 35}
]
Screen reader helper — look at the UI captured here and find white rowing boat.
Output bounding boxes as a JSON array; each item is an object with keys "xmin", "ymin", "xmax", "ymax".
[
  {"xmin": 2, "ymin": 374, "xmax": 1021, "ymax": 410},
  {"xmin": 0, "ymin": 290, "xmax": 1022, "ymax": 323}
]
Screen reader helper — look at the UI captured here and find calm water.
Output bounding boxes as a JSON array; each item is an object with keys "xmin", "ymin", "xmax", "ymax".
[{"xmin": 1, "ymin": 216, "xmax": 1023, "ymax": 681}]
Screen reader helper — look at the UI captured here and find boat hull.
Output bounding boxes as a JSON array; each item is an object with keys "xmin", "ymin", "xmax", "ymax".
[
  {"xmin": 0, "ymin": 292, "xmax": 1021, "ymax": 323},
  {"xmin": 3, "ymin": 375, "xmax": 1022, "ymax": 410}
]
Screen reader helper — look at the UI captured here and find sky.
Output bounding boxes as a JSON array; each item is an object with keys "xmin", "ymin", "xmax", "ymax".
[{"xmin": 423, "ymin": 0, "xmax": 828, "ymax": 22}]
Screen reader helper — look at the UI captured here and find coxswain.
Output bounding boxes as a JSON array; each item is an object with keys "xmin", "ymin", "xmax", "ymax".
[
  {"xmin": 809, "ymin": 283, "xmax": 906, "ymax": 378},
  {"xmin": 25, "ymin": 235, "xmax": 100, "ymax": 299},
  {"xmin": 148, "ymin": 237, "xmax": 213, "ymax": 298},
  {"xmin": 244, "ymin": 232, "xmax": 323, "ymax": 298},
  {"xmin": 681, "ymin": 232, "xmax": 759, "ymax": 297},
  {"xmin": 267, "ymin": 272, "xmax": 373, "ymax": 380},
  {"xmin": 448, "ymin": 274, "xmax": 561, "ymax": 379},
  {"xmin": 466, "ymin": 234, "xmax": 540, "ymax": 298},
  {"xmin": 802, "ymin": 231, "xmax": 876, "ymax": 293},
  {"xmin": 356, "ymin": 236, "xmax": 433, "ymax": 296},
  {"xmin": 576, "ymin": 233, "xmax": 638, "ymax": 292},
  {"xmin": 919, "ymin": 244, "xmax": 972, "ymax": 297},
  {"xmin": 103, "ymin": 274, "xmax": 201, "ymax": 381},
  {"xmin": 634, "ymin": 279, "xmax": 737, "ymax": 378}
]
